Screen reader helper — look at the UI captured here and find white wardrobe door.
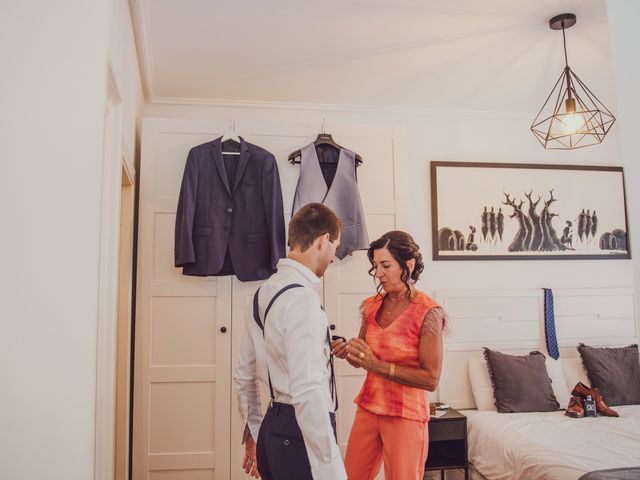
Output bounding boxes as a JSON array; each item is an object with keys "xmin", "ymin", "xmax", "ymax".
[
  {"xmin": 133, "ymin": 120, "xmax": 232, "ymax": 480},
  {"xmin": 228, "ymin": 126, "xmax": 323, "ymax": 479},
  {"xmin": 323, "ymin": 126, "xmax": 407, "ymax": 480}
]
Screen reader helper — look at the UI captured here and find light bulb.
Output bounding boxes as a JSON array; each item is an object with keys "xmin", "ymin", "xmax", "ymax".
[
  {"xmin": 559, "ymin": 111, "xmax": 585, "ymax": 134},
  {"xmin": 556, "ymin": 97, "xmax": 586, "ymax": 136}
]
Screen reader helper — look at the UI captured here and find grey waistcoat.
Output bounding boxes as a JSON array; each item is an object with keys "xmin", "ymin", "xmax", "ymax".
[{"xmin": 292, "ymin": 143, "xmax": 369, "ymax": 259}]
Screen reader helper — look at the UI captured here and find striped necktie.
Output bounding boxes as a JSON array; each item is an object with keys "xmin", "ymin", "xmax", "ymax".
[{"xmin": 543, "ymin": 288, "xmax": 560, "ymax": 360}]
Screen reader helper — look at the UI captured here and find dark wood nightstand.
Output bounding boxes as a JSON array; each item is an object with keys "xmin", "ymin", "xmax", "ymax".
[{"xmin": 424, "ymin": 408, "xmax": 468, "ymax": 480}]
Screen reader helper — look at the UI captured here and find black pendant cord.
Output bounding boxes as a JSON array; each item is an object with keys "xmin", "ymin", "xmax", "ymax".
[
  {"xmin": 562, "ymin": 23, "xmax": 569, "ymax": 68},
  {"xmin": 561, "ymin": 24, "xmax": 573, "ymax": 101}
]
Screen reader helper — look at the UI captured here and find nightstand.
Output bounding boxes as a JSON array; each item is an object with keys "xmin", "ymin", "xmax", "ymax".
[{"xmin": 424, "ymin": 408, "xmax": 468, "ymax": 480}]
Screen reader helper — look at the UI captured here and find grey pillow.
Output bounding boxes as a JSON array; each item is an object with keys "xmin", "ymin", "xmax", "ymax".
[
  {"xmin": 483, "ymin": 348, "xmax": 560, "ymax": 413},
  {"xmin": 578, "ymin": 343, "xmax": 640, "ymax": 406}
]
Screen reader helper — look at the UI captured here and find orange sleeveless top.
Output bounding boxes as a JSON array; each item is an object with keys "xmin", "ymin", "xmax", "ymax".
[{"xmin": 354, "ymin": 291, "xmax": 440, "ymax": 421}]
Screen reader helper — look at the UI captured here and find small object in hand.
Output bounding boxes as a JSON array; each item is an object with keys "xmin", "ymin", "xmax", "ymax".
[{"xmin": 331, "ymin": 335, "xmax": 346, "ymax": 342}]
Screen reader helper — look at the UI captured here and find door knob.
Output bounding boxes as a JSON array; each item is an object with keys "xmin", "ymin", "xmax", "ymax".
[{"xmin": 220, "ymin": 326, "xmax": 227, "ymax": 333}]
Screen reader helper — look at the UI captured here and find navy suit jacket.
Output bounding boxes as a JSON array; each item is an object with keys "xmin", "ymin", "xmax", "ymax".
[{"xmin": 174, "ymin": 137, "xmax": 286, "ymax": 281}]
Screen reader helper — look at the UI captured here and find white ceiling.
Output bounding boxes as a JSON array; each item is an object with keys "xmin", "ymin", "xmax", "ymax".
[{"xmin": 132, "ymin": 0, "xmax": 617, "ymax": 114}]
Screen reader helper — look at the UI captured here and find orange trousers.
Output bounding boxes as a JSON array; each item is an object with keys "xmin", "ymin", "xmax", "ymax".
[{"xmin": 344, "ymin": 407, "xmax": 429, "ymax": 480}]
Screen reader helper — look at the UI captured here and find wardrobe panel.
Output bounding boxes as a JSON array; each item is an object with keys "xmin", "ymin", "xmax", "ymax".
[
  {"xmin": 362, "ymin": 213, "xmax": 396, "ymax": 241},
  {"xmin": 151, "ymin": 296, "xmax": 217, "ymax": 365},
  {"xmin": 154, "ymin": 132, "xmax": 214, "ymax": 199},
  {"xmin": 349, "ymin": 138, "xmax": 395, "ymax": 215},
  {"xmin": 153, "ymin": 213, "xmax": 186, "ymax": 283},
  {"xmin": 335, "ymin": 373, "xmax": 366, "ymax": 453},
  {"xmin": 149, "ymin": 382, "xmax": 216, "ymax": 453},
  {"xmin": 150, "ymin": 470, "xmax": 214, "ymax": 480}
]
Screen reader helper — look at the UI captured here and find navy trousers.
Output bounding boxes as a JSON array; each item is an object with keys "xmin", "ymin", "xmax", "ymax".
[{"xmin": 256, "ymin": 402, "xmax": 337, "ymax": 480}]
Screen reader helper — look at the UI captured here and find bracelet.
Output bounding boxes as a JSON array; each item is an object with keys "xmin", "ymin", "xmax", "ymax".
[{"xmin": 389, "ymin": 363, "xmax": 395, "ymax": 381}]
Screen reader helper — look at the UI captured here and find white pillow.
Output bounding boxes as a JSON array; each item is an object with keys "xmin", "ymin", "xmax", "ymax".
[
  {"xmin": 468, "ymin": 357, "xmax": 496, "ymax": 411},
  {"xmin": 561, "ymin": 357, "xmax": 589, "ymax": 393},
  {"xmin": 546, "ymin": 357, "xmax": 571, "ymax": 409},
  {"xmin": 468, "ymin": 354, "xmax": 572, "ymax": 410}
]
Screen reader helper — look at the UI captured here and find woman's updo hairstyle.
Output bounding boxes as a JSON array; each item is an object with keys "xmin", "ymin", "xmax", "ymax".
[{"xmin": 367, "ymin": 230, "xmax": 424, "ymax": 298}]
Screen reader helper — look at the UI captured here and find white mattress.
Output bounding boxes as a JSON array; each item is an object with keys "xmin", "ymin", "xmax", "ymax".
[{"xmin": 464, "ymin": 405, "xmax": 640, "ymax": 480}]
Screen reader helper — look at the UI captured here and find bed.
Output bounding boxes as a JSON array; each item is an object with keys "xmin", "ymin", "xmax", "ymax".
[
  {"xmin": 464, "ymin": 406, "xmax": 640, "ymax": 480},
  {"xmin": 435, "ymin": 287, "xmax": 640, "ymax": 480},
  {"xmin": 462, "ymin": 350, "xmax": 640, "ymax": 480}
]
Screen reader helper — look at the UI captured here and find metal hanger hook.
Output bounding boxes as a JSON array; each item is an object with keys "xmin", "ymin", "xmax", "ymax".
[{"xmin": 322, "ymin": 118, "xmax": 326, "ymax": 134}]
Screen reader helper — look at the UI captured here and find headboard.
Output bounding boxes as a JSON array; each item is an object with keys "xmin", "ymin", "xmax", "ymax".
[{"xmin": 434, "ymin": 287, "xmax": 638, "ymax": 409}]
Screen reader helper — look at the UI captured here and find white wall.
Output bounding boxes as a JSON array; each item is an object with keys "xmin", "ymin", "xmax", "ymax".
[
  {"xmin": 607, "ymin": 0, "xmax": 640, "ymax": 316},
  {"xmin": 143, "ymin": 101, "xmax": 635, "ymax": 297},
  {"xmin": 0, "ymin": 2, "xmax": 111, "ymax": 480}
]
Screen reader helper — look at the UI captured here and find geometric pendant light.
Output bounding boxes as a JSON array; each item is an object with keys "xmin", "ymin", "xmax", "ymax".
[{"xmin": 531, "ymin": 13, "xmax": 616, "ymax": 149}]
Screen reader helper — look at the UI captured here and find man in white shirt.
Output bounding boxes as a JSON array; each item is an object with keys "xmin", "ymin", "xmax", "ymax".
[{"xmin": 233, "ymin": 203, "xmax": 347, "ymax": 480}]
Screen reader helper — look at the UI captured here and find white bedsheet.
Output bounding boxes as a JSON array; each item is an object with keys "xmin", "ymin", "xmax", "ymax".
[{"xmin": 465, "ymin": 405, "xmax": 640, "ymax": 480}]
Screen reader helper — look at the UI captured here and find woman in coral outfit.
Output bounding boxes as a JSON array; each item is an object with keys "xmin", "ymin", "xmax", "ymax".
[{"xmin": 333, "ymin": 231, "xmax": 446, "ymax": 480}]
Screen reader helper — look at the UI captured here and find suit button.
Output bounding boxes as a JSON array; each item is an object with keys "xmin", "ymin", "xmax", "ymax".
[
  {"xmin": 226, "ymin": 207, "xmax": 233, "ymax": 213},
  {"xmin": 224, "ymin": 227, "xmax": 230, "ymax": 232}
]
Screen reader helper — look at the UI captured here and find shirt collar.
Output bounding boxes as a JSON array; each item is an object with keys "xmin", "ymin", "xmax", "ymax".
[{"xmin": 277, "ymin": 258, "xmax": 322, "ymax": 287}]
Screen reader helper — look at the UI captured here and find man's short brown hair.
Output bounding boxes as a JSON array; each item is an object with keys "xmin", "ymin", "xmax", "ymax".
[{"xmin": 288, "ymin": 203, "xmax": 341, "ymax": 252}]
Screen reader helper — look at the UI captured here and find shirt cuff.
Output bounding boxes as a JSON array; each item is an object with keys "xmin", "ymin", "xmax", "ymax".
[
  {"xmin": 241, "ymin": 423, "xmax": 251, "ymax": 444},
  {"xmin": 311, "ymin": 458, "xmax": 347, "ymax": 480},
  {"xmin": 247, "ymin": 419, "xmax": 261, "ymax": 445}
]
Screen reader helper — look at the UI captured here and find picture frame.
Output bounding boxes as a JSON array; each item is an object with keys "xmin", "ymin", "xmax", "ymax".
[{"xmin": 430, "ymin": 161, "xmax": 631, "ymax": 260}]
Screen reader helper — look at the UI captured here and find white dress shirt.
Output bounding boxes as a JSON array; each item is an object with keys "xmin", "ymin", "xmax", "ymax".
[{"xmin": 233, "ymin": 258, "xmax": 347, "ymax": 480}]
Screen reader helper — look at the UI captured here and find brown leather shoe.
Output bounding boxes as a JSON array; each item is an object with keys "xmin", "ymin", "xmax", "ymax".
[
  {"xmin": 571, "ymin": 382, "xmax": 619, "ymax": 417},
  {"xmin": 565, "ymin": 396, "xmax": 585, "ymax": 418}
]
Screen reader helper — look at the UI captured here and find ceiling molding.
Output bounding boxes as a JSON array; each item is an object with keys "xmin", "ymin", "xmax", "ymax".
[{"xmin": 152, "ymin": 95, "xmax": 532, "ymax": 120}]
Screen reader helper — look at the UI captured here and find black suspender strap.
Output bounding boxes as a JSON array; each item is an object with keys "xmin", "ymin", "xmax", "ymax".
[
  {"xmin": 253, "ymin": 284, "xmax": 303, "ymax": 401},
  {"xmin": 327, "ymin": 328, "xmax": 339, "ymax": 412},
  {"xmin": 253, "ymin": 284, "xmax": 339, "ymax": 411}
]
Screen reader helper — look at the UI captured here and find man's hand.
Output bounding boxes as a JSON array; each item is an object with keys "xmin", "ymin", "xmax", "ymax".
[
  {"xmin": 331, "ymin": 337, "xmax": 349, "ymax": 359},
  {"xmin": 242, "ymin": 433, "xmax": 260, "ymax": 478}
]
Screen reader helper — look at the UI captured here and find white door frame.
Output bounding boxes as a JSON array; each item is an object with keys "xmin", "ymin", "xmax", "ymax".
[
  {"xmin": 95, "ymin": 69, "xmax": 125, "ymax": 480},
  {"xmin": 115, "ymin": 161, "xmax": 135, "ymax": 480}
]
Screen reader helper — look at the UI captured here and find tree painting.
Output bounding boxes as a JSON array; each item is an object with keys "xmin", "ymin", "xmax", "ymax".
[{"xmin": 431, "ymin": 162, "xmax": 630, "ymax": 260}]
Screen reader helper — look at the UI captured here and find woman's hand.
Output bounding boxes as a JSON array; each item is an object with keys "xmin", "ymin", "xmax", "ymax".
[
  {"xmin": 242, "ymin": 433, "xmax": 260, "ymax": 478},
  {"xmin": 331, "ymin": 338, "xmax": 349, "ymax": 359},
  {"xmin": 346, "ymin": 337, "xmax": 382, "ymax": 372}
]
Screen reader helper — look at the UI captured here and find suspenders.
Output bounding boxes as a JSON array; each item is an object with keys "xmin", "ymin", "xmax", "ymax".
[{"xmin": 253, "ymin": 284, "xmax": 338, "ymax": 411}]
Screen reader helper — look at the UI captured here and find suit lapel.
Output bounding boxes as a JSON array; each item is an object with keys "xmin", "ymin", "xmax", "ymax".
[
  {"xmin": 231, "ymin": 137, "xmax": 250, "ymax": 194},
  {"xmin": 211, "ymin": 138, "xmax": 232, "ymax": 195}
]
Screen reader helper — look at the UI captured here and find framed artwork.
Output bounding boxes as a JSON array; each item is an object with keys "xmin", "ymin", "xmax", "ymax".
[{"xmin": 430, "ymin": 161, "xmax": 630, "ymax": 260}]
